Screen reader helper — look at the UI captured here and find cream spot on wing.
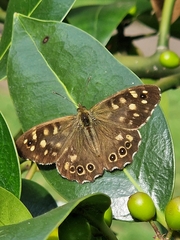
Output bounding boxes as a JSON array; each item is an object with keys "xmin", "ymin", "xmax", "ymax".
[
  {"xmin": 144, "ymin": 109, "xmax": 149, "ymax": 113},
  {"xmin": 64, "ymin": 162, "xmax": 70, "ymax": 170},
  {"xmin": 52, "ymin": 152, "xmax": 57, "ymax": 157},
  {"xmin": 128, "ymin": 120, "xmax": 133, "ymax": 125},
  {"xmin": 141, "ymin": 100, "xmax": 148, "ymax": 104},
  {"xmin": 119, "ymin": 116, "xmax": 125, "ymax": 122},
  {"xmin": 44, "ymin": 149, "xmax": 48, "ymax": 156},
  {"xmin": 119, "ymin": 97, "xmax": 127, "ymax": 104},
  {"xmin": 43, "ymin": 128, "xmax": 49, "ymax": 136},
  {"xmin": 142, "ymin": 90, "xmax": 148, "ymax": 94},
  {"xmin": 133, "ymin": 113, "xmax": 140, "ymax": 117},
  {"xmin": 70, "ymin": 154, "xmax": 77, "ymax": 162},
  {"xmin": 32, "ymin": 130, "xmax": 37, "ymax": 140},
  {"xmin": 126, "ymin": 134, "xmax": 133, "ymax": 142},
  {"xmin": 63, "ymin": 147, "xmax": 68, "ymax": 152},
  {"xmin": 55, "ymin": 142, "xmax": 61, "ymax": 148},
  {"xmin": 53, "ymin": 125, "xmax": 59, "ymax": 135},
  {"xmin": 115, "ymin": 133, "xmax": 124, "ymax": 141},
  {"xmin": 129, "ymin": 103, "xmax": 137, "ymax": 110},
  {"xmin": 40, "ymin": 139, "xmax": 47, "ymax": 148},
  {"xmin": 111, "ymin": 102, "xmax": 119, "ymax": 110},
  {"xmin": 34, "ymin": 155, "xmax": 39, "ymax": 160},
  {"xmin": 130, "ymin": 90, "xmax": 138, "ymax": 98},
  {"xmin": 30, "ymin": 145, "xmax": 35, "ymax": 151},
  {"xmin": 24, "ymin": 139, "xmax": 28, "ymax": 144}
]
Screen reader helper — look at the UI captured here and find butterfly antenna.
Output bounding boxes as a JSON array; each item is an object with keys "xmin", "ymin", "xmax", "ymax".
[
  {"xmin": 83, "ymin": 76, "xmax": 92, "ymax": 98},
  {"xmin": 52, "ymin": 91, "xmax": 75, "ymax": 105}
]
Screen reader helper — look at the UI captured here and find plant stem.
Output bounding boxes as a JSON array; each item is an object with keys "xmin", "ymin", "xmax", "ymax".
[
  {"xmin": 157, "ymin": 0, "xmax": 176, "ymax": 48},
  {"xmin": 0, "ymin": 8, "xmax": 6, "ymax": 23},
  {"xmin": 150, "ymin": 220, "xmax": 164, "ymax": 240},
  {"xmin": 25, "ymin": 162, "xmax": 37, "ymax": 179},
  {"xmin": 84, "ymin": 212, "xmax": 118, "ymax": 240},
  {"xmin": 165, "ymin": 229, "xmax": 173, "ymax": 239},
  {"xmin": 20, "ymin": 160, "xmax": 31, "ymax": 173},
  {"xmin": 115, "ymin": 54, "xmax": 180, "ymax": 79},
  {"xmin": 97, "ymin": 220, "xmax": 118, "ymax": 240},
  {"xmin": 156, "ymin": 73, "xmax": 180, "ymax": 92}
]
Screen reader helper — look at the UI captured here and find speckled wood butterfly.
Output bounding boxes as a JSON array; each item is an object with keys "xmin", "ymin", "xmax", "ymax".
[{"xmin": 16, "ymin": 85, "xmax": 161, "ymax": 183}]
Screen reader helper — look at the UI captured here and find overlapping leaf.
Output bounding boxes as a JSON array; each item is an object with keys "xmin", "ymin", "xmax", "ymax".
[
  {"xmin": 0, "ymin": 0, "xmax": 75, "ymax": 79},
  {"xmin": 0, "ymin": 193, "xmax": 111, "ymax": 240},
  {"xmin": 0, "ymin": 113, "xmax": 21, "ymax": 198},
  {"xmin": 0, "ymin": 187, "xmax": 32, "ymax": 226}
]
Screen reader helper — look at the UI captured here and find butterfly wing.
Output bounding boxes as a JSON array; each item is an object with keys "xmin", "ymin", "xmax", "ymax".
[
  {"xmin": 16, "ymin": 114, "xmax": 107, "ymax": 183},
  {"xmin": 55, "ymin": 120, "xmax": 141, "ymax": 183},
  {"xmin": 56, "ymin": 139, "xmax": 104, "ymax": 183},
  {"xmin": 16, "ymin": 115, "xmax": 77, "ymax": 164},
  {"xmin": 91, "ymin": 85, "xmax": 161, "ymax": 129},
  {"xmin": 96, "ymin": 123, "xmax": 141, "ymax": 171}
]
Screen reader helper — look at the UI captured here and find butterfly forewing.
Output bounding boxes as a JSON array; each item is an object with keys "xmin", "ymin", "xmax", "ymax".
[
  {"xmin": 16, "ymin": 116, "xmax": 77, "ymax": 164},
  {"xmin": 16, "ymin": 85, "xmax": 161, "ymax": 183},
  {"xmin": 92, "ymin": 85, "xmax": 161, "ymax": 129}
]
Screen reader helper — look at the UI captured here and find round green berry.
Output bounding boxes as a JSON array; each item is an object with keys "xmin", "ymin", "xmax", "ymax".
[
  {"xmin": 104, "ymin": 207, "xmax": 113, "ymax": 226},
  {"xmin": 159, "ymin": 50, "xmax": 180, "ymax": 68},
  {"xmin": 58, "ymin": 214, "xmax": 92, "ymax": 240},
  {"xmin": 165, "ymin": 197, "xmax": 180, "ymax": 230},
  {"xmin": 127, "ymin": 192, "xmax": 156, "ymax": 221},
  {"xmin": 128, "ymin": 6, "xmax": 137, "ymax": 15}
]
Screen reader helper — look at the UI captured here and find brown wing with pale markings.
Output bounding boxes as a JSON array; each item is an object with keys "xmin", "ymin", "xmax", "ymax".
[
  {"xmin": 16, "ymin": 116, "xmax": 77, "ymax": 164},
  {"xmin": 91, "ymin": 85, "xmax": 161, "ymax": 129},
  {"xmin": 55, "ymin": 121, "xmax": 141, "ymax": 183}
]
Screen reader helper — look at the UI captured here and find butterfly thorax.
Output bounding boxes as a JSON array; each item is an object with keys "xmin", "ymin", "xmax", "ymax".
[
  {"xmin": 77, "ymin": 104, "xmax": 100, "ymax": 156},
  {"xmin": 77, "ymin": 104, "xmax": 95, "ymax": 127}
]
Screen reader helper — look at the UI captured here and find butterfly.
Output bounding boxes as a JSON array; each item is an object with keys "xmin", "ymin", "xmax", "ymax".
[{"xmin": 16, "ymin": 85, "xmax": 161, "ymax": 183}]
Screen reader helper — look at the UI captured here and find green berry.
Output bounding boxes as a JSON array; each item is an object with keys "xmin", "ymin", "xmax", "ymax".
[
  {"xmin": 128, "ymin": 6, "xmax": 137, "ymax": 15},
  {"xmin": 159, "ymin": 50, "xmax": 180, "ymax": 68},
  {"xmin": 127, "ymin": 192, "xmax": 156, "ymax": 221},
  {"xmin": 165, "ymin": 197, "xmax": 180, "ymax": 230},
  {"xmin": 58, "ymin": 214, "xmax": 92, "ymax": 240},
  {"xmin": 104, "ymin": 207, "xmax": 113, "ymax": 226}
]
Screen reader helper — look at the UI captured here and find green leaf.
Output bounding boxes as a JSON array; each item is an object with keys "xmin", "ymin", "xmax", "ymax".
[
  {"xmin": 68, "ymin": 0, "xmax": 135, "ymax": 45},
  {"xmin": 73, "ymin": 0, "xmax": 122, "ymax": 8},
  {"xmin": 0, "ymin": 187, "xmax": 32, "ymax": 226},
  {"xmin": 7, "ymin": 15, "xmax": 174, "ymax": 222},
  {"xmin": 0, "ymin": 193, "xmax": 111, "ymax": 240},
  {"xmin": 135, "ymin": 0, "xmax": 152, "ymax": 15},
  {"xmin": 0, "ymin": 0, "xmax": 75, "ymax": 80},
  {"xmin": 20, "ymin": 179, "xmax": 57, "ymax": 217},
  {"xmin": 0, "ymin": 113, "xmax": 21, "ymax": 198}
]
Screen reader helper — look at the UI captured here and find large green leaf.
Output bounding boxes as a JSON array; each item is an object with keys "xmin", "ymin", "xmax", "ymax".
[
  {"xmin": 0, "ymin": 0, "xmax": 75, "ymax": 80},
  {"xmin": 0, "ymin": 113, "xmax": 21, "ymax": 198},
  {"xmin": 0, "ymin": 193, "xmax": 111, "ymax": 240},
  {"xmin": 68, "ymin": 0, "xmax": 135, "ymax": 45},
  {"xmin": 7, "ymin": 15, "xmax": 174, "ymax": 223},
  {"xmin": 0, "ymin": 187, "xmax": 32, "ymax": 226}
]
